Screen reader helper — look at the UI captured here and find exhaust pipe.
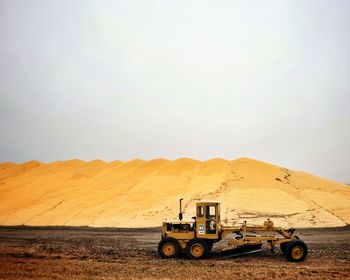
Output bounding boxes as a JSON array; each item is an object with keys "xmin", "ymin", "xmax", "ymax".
[{"xmin": 179, "ymin": 198, "xmax": 183, "ymax": 221}]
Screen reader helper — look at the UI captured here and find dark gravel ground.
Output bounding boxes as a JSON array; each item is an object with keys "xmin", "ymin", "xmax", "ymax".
[{"xmin": 0, "ymin": 226, "xmax": 349, "ymax": 279}]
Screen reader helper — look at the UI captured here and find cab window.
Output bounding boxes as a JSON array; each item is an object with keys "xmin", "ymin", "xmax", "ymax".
[
  {"xmin": 206, "ymin": 205, "xmax": 216, "ymax": 219},
  {"xmin": 197, "ymin": 206, "xmax": 204, "ymax": 217}
]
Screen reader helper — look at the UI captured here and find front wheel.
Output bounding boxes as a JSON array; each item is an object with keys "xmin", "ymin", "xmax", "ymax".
[
  {"xmin": 284, "ymin": 240, "xmax": 308, "ymax": 262},
  {"xmin": 158, "ymin": 238, "xmax": 180, "ymax": 259}
]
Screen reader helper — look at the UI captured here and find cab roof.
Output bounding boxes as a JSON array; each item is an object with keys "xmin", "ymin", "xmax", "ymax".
[
  {"xmin": 196, "ymin": 200, "xmax": 221, "ymax": 204},
  {"xmin": 163, "ymin": 219, "xmax": 194, "ymax": 223}
]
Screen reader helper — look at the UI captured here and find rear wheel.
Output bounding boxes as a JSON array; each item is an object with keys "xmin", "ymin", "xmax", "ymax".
[
  {"xmin": 158, "ymin": 238, "xmax": 180, "ymax": 259},
  {"xmin": 284, "ymin": 240, "xmax": 308, "ymax": 262},
  {"xmin": 186, "ymin": 239, "xmax": 209, "ymax": 259}
]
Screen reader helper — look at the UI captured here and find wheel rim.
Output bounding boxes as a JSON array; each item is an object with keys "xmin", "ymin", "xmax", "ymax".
[
  {"xmin": 191, "ymin": 244, "xmax": 204, "ymax": 257},
  {"xmin": 163, "ymin": 243, "xmax": 175, "ymax": 257},
  {"xmin": 291, "ymin": 245, "xmax": 304, "ymax": 260}
]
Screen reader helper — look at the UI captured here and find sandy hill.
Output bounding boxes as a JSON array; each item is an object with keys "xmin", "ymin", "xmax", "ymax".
[{"xmin": 0, "ymin": 158, "xmax": 349, "ymax": 228}]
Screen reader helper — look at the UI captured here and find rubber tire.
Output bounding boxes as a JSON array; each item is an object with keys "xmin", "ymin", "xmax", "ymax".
[
  {"xmin": 186, "ymin": 238, "xmax": 209, "ymax": 259},
  {"xmin": 158, "ymin": 238, "xmax": 180, "ymax": 259},
  {"xmin": 281, "ymin": 235, "xmax": 300, "ymax": 254},
  {"xmin": 284, "ymin": 240, "xmax": 308, "ymax": 262}
]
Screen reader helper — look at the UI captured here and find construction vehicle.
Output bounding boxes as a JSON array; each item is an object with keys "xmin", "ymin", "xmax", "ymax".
[{"xmin": 158, "ymin": 199, "xmax": 308, "ymax": 262}]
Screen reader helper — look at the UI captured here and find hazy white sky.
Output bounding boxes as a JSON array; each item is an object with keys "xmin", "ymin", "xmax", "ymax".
[{"xmin": 0, "ymin": 0, "xmax": 349, "ymax": 182}]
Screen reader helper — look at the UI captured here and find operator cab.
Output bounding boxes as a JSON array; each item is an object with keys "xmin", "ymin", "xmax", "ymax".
[
  {"xmin": 195, "ymin": 201, "xmax": 220, "ymax": 239},
  {"xmin": 161, "ymin": 200, "xmax": 221, "ymax": 241}
]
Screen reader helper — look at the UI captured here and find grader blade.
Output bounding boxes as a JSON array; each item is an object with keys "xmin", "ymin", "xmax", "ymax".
[{"xmin": 217, "ymin": 243, "xmax": 263, "ymax": 259}]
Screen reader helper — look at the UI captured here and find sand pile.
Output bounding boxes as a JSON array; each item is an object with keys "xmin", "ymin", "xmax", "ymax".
[{"xmin": 0, "ymin": 158, "xmax": 349, "ymax": 228}]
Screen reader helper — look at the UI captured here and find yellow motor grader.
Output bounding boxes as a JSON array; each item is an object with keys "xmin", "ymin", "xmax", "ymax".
[{"xmin": 158, "ymin": 199, "xmax": 308, "ymax": 262}]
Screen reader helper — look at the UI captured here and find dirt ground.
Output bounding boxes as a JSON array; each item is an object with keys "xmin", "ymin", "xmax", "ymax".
[{"xmin": 0, "ymin": 226, "xmax": 349, "ymax": 279}]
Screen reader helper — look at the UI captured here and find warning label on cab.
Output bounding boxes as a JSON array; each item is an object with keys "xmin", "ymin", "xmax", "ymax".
[{"xmin": 198, "ymin": 224, "xmax": 205, "ymax": 234}]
